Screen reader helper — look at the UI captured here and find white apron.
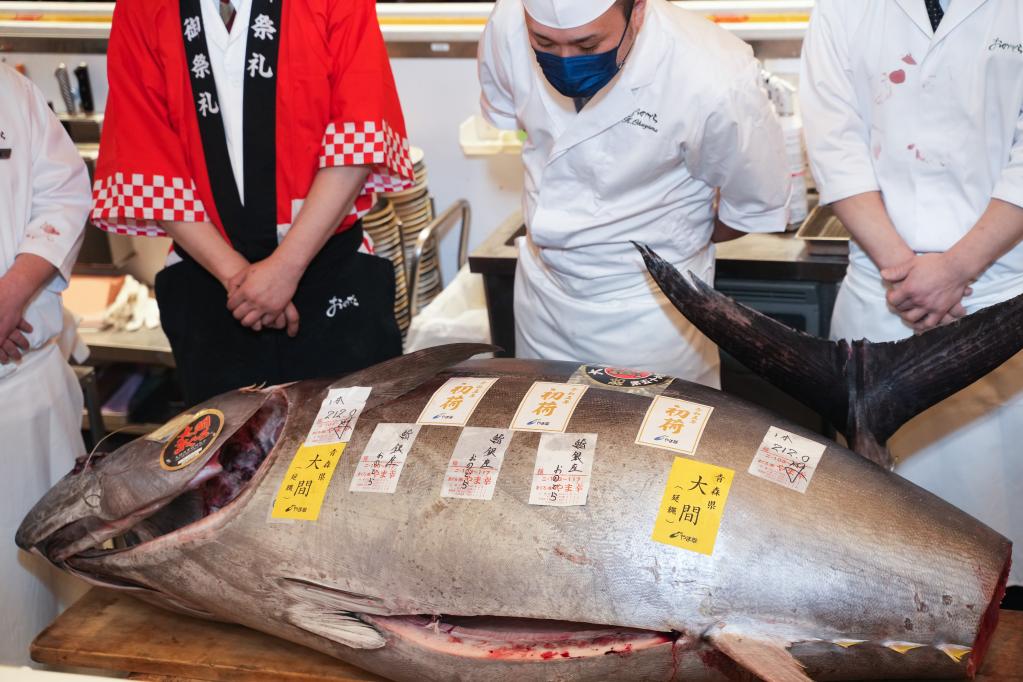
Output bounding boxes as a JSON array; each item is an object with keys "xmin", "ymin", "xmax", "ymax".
[
  {"xmin": 0, "ymin": 343, "xmax": 88, "ymax": 665},
  {"xmin": 515, "ymin": 237, "xmax": 721, "ymax": 387},
  {"xmin": 831, "ymin": 259, "xmax": 1023, "ymax": 587},
  {"xmin": 479, "ymin": 0, "xmax": 790, "ymax": 387},
  {"xmin": 0, "ymin": 64, "xmax": 92, "ymax": 665}
]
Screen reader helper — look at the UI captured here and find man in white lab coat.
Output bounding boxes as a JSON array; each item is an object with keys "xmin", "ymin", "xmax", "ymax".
[
  {"xmin": 479, "ymin": 0, "xmax": 790, "ymax": 387},
  {"xmin": 0, "ymin": 64, "xmax": 92, "ymax": 663},
  {"xmin": 800, "ymin": 0, "xmax": 1023, "ymax": 594}
]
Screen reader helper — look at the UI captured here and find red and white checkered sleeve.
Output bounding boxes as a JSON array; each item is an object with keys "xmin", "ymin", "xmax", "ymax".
[
  {"xmin": 92, "ymin": 173, "xmax": 208, "ymax": 237},
  {"xmin": 91, "ymin": 1, "xmax": 209, "ymax": 238},
  {"xmin": 321, "ymin": 0, "xmax": 414, "ymax": 195},
  {"xmin": 319, "ymin": 121, "xmax": 414, "ymax": 193}
]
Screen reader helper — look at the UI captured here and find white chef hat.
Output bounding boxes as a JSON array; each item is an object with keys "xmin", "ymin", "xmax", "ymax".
[{"xmin": 522, "ymin": 0, "xmax": 618, "ymax": 29}]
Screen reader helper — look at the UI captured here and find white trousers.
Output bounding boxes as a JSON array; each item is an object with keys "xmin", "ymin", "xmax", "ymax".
[
  {"xmin": 832, "ymin": 263, "xmax": 1023, "ymax": 587},
  {"xmin": 0, "ymin": 344, "xmax": 89, "ymax": 665},
  {"xmin": 514, "ymin": 239, "xmax": 721, "ymax": 388}
]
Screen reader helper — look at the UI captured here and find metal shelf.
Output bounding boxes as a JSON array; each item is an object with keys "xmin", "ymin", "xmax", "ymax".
[{"xmin": 0, "ymin": 1, "xmax": 812, "ymax": 46}]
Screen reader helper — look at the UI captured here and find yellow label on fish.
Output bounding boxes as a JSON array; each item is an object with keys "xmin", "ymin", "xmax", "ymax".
[
  {"xmin": 651, "ymin": 458, "xmax": 734, "ymax": 556},
  {"xmin": 271, "ymin": 444, "xmax": 346, "ymax": 521}
]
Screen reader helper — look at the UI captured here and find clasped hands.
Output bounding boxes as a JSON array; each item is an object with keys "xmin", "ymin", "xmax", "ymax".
[
  {"xmin": 880, "ymin": 252, "xmax": 975, "ymax": 333},
  {"xmin": 0, "ymin": 273, "xmax": 35, "ymax": 365},
  {"xmin": 225, "ymin": 255, "xmax": 302, "ymax": 337}
]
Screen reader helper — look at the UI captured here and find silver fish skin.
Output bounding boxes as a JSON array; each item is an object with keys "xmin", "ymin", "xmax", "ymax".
[{"xmin": 17, "ymin": 349, "xmax": 1010, "ymax": 682}]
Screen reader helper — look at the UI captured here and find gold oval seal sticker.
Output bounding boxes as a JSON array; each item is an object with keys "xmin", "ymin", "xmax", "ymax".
[{"xmin": 160, "ymin": 409, "xmax": 225, "ymax": 471}]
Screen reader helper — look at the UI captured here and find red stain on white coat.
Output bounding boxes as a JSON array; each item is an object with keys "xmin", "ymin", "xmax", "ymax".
[
  {"xmin": 902, "ymin": 54, "xmax": 918, "ymax": 65},
  {"xmin": 889, "ymin": 70, "xmax": 907, "ymax": 84},
  {"xmin": 41, "ymin": 224, "xmax": 60, "ymax": 236},
  {"xmin": 908, "ymin": 144, "xmax": 927, "ymax": 162}
]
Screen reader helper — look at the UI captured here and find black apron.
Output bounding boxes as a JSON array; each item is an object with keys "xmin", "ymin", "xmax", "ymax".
[{"xmin": 156, "ymin": 0, "xmax": 401, "ymax": 405}]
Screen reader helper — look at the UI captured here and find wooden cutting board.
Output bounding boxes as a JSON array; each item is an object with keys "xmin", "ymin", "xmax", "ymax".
[{"xmin": 31, "ymin": 589, "xmax": 1023, "ymax": 682}]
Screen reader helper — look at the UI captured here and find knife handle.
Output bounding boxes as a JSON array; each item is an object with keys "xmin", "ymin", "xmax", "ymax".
[
  {"xmin": 74, "ymin": 62, "xmax": 95, "ymax": 114},
  {"xmin": 55, "ymin": 64, "xmax": 76, "ymax": 115}
]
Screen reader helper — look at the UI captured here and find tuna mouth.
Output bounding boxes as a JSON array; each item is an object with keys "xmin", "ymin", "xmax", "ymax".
[{"xmin": 43, "ymin": 392, "xmax": 289, "ymax": 565}]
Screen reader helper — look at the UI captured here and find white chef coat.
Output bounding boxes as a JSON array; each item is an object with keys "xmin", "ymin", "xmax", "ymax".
[
  {"xmin": 801, "ymin": 0, "xmax": 1023, "ymax": 586},
  {"xmin": 0, "ymin": 64, "xmax": 91, "ymax": 665},
  {"xmin": 0, "ymin": 66, "xmax": 91, "ymax": 379},
  {"xmin": 479, "ymin": 0, "xmax": 790, "ymax": 386}
]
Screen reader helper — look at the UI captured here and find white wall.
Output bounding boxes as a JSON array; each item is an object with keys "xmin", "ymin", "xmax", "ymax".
[{"xmin": 390, "ymin": 58, "xmax": 524, "ymax": 284}]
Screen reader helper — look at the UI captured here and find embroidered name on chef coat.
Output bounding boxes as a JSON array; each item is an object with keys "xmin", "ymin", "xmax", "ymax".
[{"xmin": 622, "ymin": 109, "xmax": 660, "ymax": 133}]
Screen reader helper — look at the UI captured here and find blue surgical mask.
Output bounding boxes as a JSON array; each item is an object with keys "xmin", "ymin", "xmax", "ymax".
[{"xmin": 534, "ymin": 21, "xmax": 630, "ymax": 99}]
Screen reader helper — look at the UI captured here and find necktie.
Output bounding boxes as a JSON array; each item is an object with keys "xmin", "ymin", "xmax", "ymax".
[
  {"xmin": 219, "ymin": 0, "xmax": 236, "ymax": 31},
  {"xmin": 924, "ymin": 0, "xmax": 945, "ymax": 31}
]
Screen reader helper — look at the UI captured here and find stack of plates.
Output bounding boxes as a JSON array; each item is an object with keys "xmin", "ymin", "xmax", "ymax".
[
  {"xmin": 389, "ymin": 147, "xmax": 442, "ymax": 314},
  {"xmin": 362, "ymin": 200, "xmax": 411, "ymax": 337}
]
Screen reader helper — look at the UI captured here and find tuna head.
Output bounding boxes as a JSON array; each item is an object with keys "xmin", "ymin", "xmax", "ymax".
[{"xmin": 16, "ymin": 384, "xmax": 290, "ymax": 591}]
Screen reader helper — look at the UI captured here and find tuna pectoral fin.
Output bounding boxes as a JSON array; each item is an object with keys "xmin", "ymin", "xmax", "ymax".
[
  {"xmin": 287, "ymin": 608, "xmax": 386, "ymax": 650},
  {"xmin": 336, "ymin": 343, "xmax": 499, "ymax": 410},
  {"xmin": 279, "ymin": 578, "xmax": 387, "ymax": 649},
  {"xmin": 706, "ymin": 627, "xmax": 811, "ymax": 682}
]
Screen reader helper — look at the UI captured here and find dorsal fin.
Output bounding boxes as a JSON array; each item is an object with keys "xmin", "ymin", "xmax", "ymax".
[
  {"xmin": 637, "ymin": 243, "xmax": 1023, "ymax": 469},
  {"xmin": 332, "ymin": 343, "xmax": 499, "ymax": 410}
]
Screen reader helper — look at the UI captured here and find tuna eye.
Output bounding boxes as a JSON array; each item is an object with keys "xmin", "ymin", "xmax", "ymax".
[{"xmin": 70, "ymin": 451, "xmax": 108, "ymax": 476}]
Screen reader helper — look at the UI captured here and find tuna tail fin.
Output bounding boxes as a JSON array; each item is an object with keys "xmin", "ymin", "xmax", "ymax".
[
  {"xmin": 334, "ymin": 343, "xmax": 500, "ymax": 410},
  {"xmin": 637, "ymin": 243, "xmax": 1023, "ymax": 469},
  {"xmin": 706, "ymin": 626, "xmax": 812, "ymax": 682},
  {"xmin": 854, "ymin": 298, "xmax": 1023, "ymax": 450}
]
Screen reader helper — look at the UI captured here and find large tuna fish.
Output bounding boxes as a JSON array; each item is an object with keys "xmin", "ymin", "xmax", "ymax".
[{"xmin": 16, "ymin": 247, "xmax": 1019, "ymax": 681}]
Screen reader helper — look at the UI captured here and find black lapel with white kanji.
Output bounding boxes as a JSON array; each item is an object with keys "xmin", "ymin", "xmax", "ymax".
[
  {"xmin": 179, "ymin": 0, "xmax": 283, "ymax": 263},
  {"xmin": 241, "ymin": 0, "xmax": 283, "ymax": 260}
]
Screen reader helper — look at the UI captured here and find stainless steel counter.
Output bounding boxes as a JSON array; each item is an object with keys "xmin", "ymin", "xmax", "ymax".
[{"xmin": 81, "ymin": 326, "xmax": 174, "ymax": 368}]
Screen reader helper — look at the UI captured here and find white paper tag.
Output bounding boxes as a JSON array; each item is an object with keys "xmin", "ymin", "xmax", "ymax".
[
  {"xmin": 417, "ymin": 377, "xmax": 498, "ymax": 427},
  {"xmin": 510, "ymin": 382, "xmax": 588, "ymax": 433},
  {"xmin": 635, "ymin": 396, "xmax": 713, "ymax": 455},
  {"xmin": 748, "ymin": 426, "xmax": 826, "ymax": 494},
  {"xmin": 305, "ymin": 386, "xmax": 372, "ymax": 446},
  {"xmin": 349, "ymin": 423, "xmax": 421, "ymax": 494},
  {"xmin": 528, "ymin": 433, "xmax": 596, "ymax": 507},
  {"xmin": 440, "ymin": 427, "xmax": 513, "ymax": 501}
]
